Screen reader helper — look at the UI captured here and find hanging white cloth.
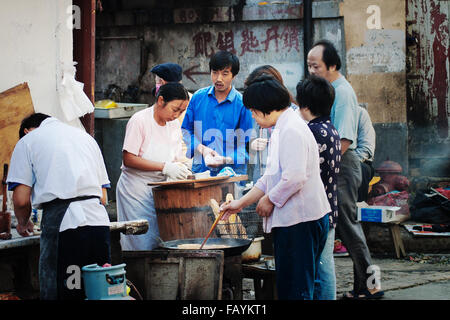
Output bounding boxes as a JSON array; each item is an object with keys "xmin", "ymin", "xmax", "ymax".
[{"xmin": 58, "ymin": 62, "xmax": 94, "ymax": 122}]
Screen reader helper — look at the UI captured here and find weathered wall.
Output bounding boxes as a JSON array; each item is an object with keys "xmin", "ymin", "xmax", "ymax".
[
  {"xmin": 406, "ymin": 0, "xmax": 450, "ymax": 177},
  {"xmin": 94, "ymin": 0, "xmax": 344, "ymax": 199},
  {"xmin": 95, "ymin": 0, "xmax": 344, "ymax": 102},
  {"xmin": 340, "ymin": 0, "xmax": 408, "ymax": 172},
  {"xmin": 0, "ymin": 0, "xmax": 84, "ymax": 129}
]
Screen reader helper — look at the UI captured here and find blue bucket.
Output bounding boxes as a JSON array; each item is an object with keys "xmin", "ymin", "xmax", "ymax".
[{"xmin": 82, "ymin": 263, "xmax": 128, "ymax": 300}]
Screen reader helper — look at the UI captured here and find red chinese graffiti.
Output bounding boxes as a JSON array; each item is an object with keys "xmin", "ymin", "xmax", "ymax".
[
  {"xmin": 192, "ymin": 26, "xmax": 300, "ymax": 58},
  {"xmin": 240, "ymin": 29, "xmax": 261, "ymax": 55},
  {"xmin": 193, "ymin": 32, "xmax": 215, "ymax": 57},
  {"xmin": 216, "ymin": 31, "xmax": 236, "ymax": 55},
  {"xmin": 261, "ymin": 26, "xmax": 280, "ymax": 52},
  {"xmin": 280, "ymin": 26, "xmax": 300, "ymax": 53}
]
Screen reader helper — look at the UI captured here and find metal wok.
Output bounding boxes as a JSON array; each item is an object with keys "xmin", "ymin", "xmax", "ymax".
[{"xmin": 159, "ymin": 238, "xmax": 253, "ymax": 257}]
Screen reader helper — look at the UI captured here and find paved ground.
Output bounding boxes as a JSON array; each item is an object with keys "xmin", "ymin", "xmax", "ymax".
[
  {"xmin": 334, "ymin": 254, "xmax": 450, "ymax": 299},
  {"xmin": 386, "ymin": 280, "xmax": 450, "ymax": 300},
  {"xmin": 242, "ymin": 253, "xmax": 450, "ymax": 300}
]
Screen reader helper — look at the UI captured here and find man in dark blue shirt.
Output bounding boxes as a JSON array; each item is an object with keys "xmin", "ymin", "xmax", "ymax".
[
  {"xmin": 297, "ymin": 75, "xmax": 341, "ymax": 300},
  {"xmin": 181, "ymin": 51, "xmax": 253, "ymax": 176}
]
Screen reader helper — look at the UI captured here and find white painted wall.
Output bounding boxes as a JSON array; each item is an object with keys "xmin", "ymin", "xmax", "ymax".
[{"xmin": 0, "ymin": 0, "xmax": 84, "ymax": 129}]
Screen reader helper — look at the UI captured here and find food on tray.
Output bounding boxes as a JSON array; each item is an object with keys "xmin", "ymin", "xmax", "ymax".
[
  {"xmin": 176, "ymin": 243, "xmax": 229, "ymax": 249},
  {"xmin": 194, "ymin": 170, "xmax": 211, "ymax": 179}
]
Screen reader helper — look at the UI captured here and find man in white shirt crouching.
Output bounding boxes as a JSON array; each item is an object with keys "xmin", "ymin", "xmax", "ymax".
[{"xmin": 7, "ymin": 113, "xmax": 111, "ymax": 300}]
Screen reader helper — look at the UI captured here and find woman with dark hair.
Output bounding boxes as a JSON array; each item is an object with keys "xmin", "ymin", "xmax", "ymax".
[
  {"xmin": 116, "ymin": 82, "xmax": 191, "ymax": 250},
  {"xmin": 244, "ymin": 65, "xmax": 299, "ymax": 183},
  {"xmin": 297, "ymin": 75, "xmax": 341, "ymax": 300},
  {"xmin": 220, "ymin": 75, "xmax": 331, "ymax": 300}
]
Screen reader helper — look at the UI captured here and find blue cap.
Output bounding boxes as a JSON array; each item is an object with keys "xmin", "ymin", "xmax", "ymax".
[{"xmin": 150, "ymin": 63, "xmax": 182, "ymax": 82}]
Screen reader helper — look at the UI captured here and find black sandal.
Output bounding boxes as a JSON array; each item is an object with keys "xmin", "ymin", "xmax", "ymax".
[
  {"xmin": 358, "ymin": 289, "xmax": 384, "ymax": 299},
  {"xmin": 342, "ymin": 290, "xmax": 359, "ymax": 300}
]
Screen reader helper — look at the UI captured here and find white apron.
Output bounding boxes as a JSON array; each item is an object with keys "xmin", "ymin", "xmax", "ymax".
[{"xmin": 116, "ymin": 124, "xmax": 177, "ymax": 251}]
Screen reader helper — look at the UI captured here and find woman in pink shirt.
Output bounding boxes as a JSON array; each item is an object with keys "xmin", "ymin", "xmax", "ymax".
[
  {"xmin": 221, "ymin": 75, "xmax": 330, "ymax": 299},
  {"xmin": 116, "ymin": 83, "xmax": 191, "ymax": 251}
]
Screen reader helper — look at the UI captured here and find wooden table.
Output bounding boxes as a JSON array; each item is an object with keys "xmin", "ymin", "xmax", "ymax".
[
  {"xmin": 389, "ymin": 222, "xmax": 407, "ymax": 259},
  {"xmin": 242, "ymin": 255, "xmax": 277, "ymax": 300}
]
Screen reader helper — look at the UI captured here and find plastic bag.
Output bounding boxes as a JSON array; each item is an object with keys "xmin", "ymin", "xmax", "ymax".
[
  {"xmin": 217, "ymin": 166, "xmax": 236, "ymax": 177},
  {"xmin": 59, "ymin": 62, "xmax": 94, "ymax": 122}
]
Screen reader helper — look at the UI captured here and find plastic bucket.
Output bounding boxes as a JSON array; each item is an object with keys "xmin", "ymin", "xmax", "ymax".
[{"xmin": 82, "ymin": 263, "xmax": 127, "ymax": 300}]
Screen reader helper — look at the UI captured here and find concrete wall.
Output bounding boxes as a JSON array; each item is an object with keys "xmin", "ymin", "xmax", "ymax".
[
  {"xmin": 0, "ymin": 0, "xmax": 84, "ymax": 129},
  {"xmin": 340, "ymin": 0, "xmax": 408, "ymax": 172}
]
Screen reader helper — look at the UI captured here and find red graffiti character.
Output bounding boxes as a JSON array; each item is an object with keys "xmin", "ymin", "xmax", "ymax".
[
  {"xmin": 216, "ymin": 31, "xmax": 236, "ymax": 55},
  {"xmin": 193, "ymin": 32, "xmax": 215, "ymax": 57},
  {"xmin": 261, "ymin": 26, "xmax": 280, "ymax": 52},
  {"xmin": 240, "ymin": 29, "xmax": 261, "ymax": 56},
  {"xmin": 280, "ymin": 26, "xmax": 300, "ymax": 52}
]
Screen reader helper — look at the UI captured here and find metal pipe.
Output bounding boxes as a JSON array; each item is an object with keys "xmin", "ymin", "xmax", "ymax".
[{"xmin": 303, "ymin": 0, "xmax": 313, "ymax": 76}]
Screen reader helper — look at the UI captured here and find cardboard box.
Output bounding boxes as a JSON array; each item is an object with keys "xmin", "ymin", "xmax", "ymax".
[{"xmin": 357, "ymin": 204, "xmax": 402, "ymax": 223}]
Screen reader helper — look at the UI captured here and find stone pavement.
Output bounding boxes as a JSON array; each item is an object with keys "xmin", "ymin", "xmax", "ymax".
[
  {"xmin": 242, "ymin": 253, "xmax": 450, "ymax": 300},
  {"xmin": 334, "ymin": 254, "xmax": 450, "ymax": 299}
]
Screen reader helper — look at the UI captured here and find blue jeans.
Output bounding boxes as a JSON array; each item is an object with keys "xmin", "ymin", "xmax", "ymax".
[
  {"xmin": 272, "ymin": 214, "xmax": 329, "ymax": 300},
  {"xmin": 314, "ymin": 227, "xmax": 336, "ymax": 300}
]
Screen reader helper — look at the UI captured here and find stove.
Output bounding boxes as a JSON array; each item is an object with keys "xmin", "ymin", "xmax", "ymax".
[{"xmin": 222, "ymin": 255, "xmax": 243, "ymax": 300}]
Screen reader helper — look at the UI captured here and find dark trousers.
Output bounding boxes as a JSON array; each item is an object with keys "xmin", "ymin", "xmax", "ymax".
[
  {"xmin": 336, "ymin": 150, "xmax": 373, "ymax": 294},
  {"xmin": 272, "ymin": 214, "xmax": 329, "ymax": 300},
  {"xmin": 57, "ymin": 226, "xmax": 111, "ymax": 300}
]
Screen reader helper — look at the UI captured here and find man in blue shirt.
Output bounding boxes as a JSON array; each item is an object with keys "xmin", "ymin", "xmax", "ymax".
[
  {"xmin": 181, "ymin": 50, "xmax": 253, "ymax": 176},
  {"xmin": 307, "ymin": 40, "xmax": 383, "ymax": 300}
]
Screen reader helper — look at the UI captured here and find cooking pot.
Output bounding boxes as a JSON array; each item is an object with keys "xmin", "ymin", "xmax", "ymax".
[
  {"xmin": 241, "ymin": 236, "xmax": 264, "ymax": 263},
  {"xmin": 159, "ymin": 238, "xmax": 252, "ymax": 257}
]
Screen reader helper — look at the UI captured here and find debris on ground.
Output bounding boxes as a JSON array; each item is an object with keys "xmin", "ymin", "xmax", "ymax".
[{"xmin": 406, "ymin": 253, "xmax": 450, "ymax": 265}]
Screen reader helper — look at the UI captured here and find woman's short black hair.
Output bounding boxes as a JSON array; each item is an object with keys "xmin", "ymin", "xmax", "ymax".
[
  {"xmin": 209, "ymin": 50, "xmax": 240, "ymax": 76},
  {"xmin": 312, "ymin": 39, "xmax": 341, "ymax": 71},
  {"xmin": 19, "ymin": 113, "xmax": 51, "ymax": 138},
  {"xmin": 156, "ymin": 82, "xmax": 190, "ymax": 103},
  {"xmin": 296, "ymin": 75, "xmax": 335, "ymax": 118},
  {"xmin": 243, "ymin": 75, "xmax": 291, "ymax": 115}
]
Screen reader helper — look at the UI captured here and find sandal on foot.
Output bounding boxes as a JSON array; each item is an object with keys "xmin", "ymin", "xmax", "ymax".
[{"xmin": 358, "ymin": 289, "xmax": 384, "ymax": 299}]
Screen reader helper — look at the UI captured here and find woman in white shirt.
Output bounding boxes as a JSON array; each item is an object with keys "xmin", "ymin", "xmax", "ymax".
[
  {"xmin": 116, "ymin": 83, "xmax": 190, "ymax": 251},
  {"xmin": 220, "ymin": 75, "xmax": 330, "ymax": 300}
]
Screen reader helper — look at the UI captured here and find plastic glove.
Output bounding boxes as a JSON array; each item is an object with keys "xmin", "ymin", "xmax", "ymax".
[
  {"xmin": 162, "ymin": 162, "xmax": 190, "ymax": 180},
  {"xmin": 250, "ymin": 138, "xmax": 268, "ymax": 151}
]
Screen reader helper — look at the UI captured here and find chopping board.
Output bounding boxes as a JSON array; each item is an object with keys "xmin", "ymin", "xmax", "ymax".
[
  {"xmin": 148, "ymin": 175, "xmax": 248, "ymax": 189},
  {"xmin": 148, "ymin": 175, "xmax": 230, "ymax": 187},
  {"xmin": 0, "ymin": 83, "xmax": 35, "ymax": 197}
]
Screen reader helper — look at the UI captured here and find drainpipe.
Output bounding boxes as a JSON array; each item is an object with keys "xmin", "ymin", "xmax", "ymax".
[{"xmin": 303, "ymin": 0, "xmax": 313, "ymax": 77}]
